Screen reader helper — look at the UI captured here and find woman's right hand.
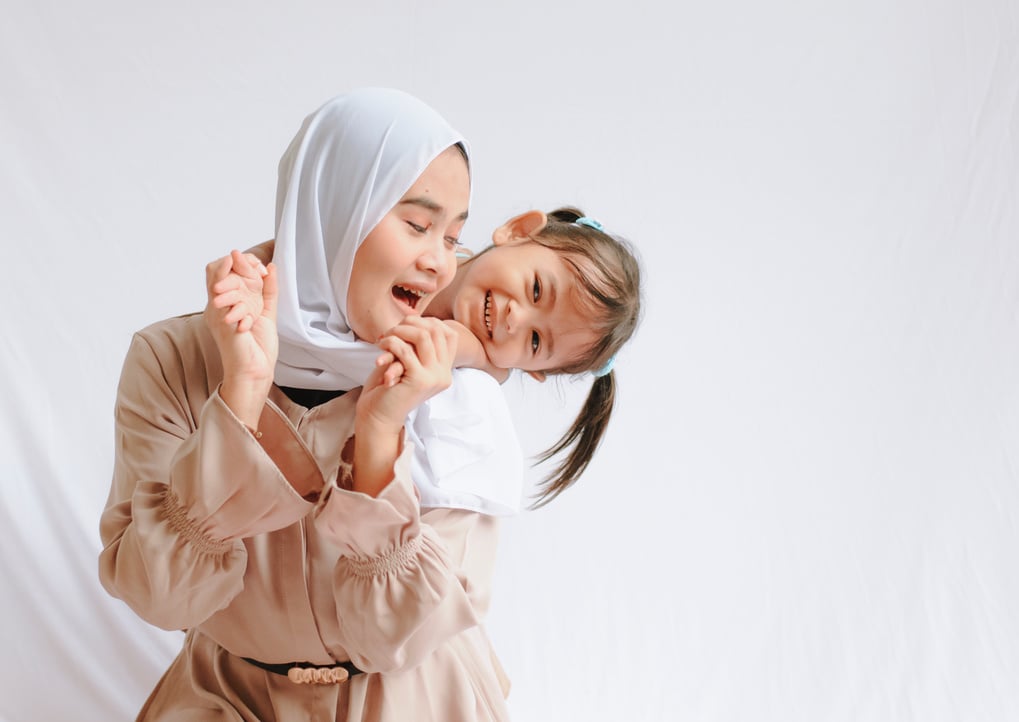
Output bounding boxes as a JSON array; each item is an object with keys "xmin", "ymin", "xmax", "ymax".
[
  {"xmin": 352, "ymin": 317, "xmax": 457, "ymax": 497},
  {"xmin": 204, "ymin": 249, "xmax": 279, "ymax": 429},
  {"xmin": 358, "ymin": 316, "xmax": 457, "ymax": 433}
]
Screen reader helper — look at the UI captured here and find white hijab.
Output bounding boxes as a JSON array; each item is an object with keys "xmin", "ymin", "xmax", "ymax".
[
  {"xmin": 272, "ymin": 87, "xmax": 468, "ymax": 390},
  {"xmin": 270, "ymin": 89, "xmax": 523, "ymax": 515}
]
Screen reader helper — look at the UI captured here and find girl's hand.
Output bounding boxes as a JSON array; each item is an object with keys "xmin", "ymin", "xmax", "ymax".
[
  {"xmin": 203, "ymin": 249, "xmax": 279, "ymax": 428},
  {"xmin": 357, "ymin": 316, "xmax": 457, "ymax": 434},
  {"xmin": 445, "ymin": 319, "xmax": 511, "ymax": 384}
]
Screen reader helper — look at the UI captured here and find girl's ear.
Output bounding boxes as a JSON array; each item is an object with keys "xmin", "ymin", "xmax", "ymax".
[
  {"xmin": 526, "ymin": 370, "xmax": 547, "ymax": 382},
  {"xmin": 492, "ymin": 210, "xmax": 548, "ymax": 246}
]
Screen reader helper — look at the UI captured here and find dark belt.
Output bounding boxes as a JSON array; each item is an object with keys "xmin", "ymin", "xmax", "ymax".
[{"xmin": 242, "ymin": 656, "xmax": 364, "ymax": 684}]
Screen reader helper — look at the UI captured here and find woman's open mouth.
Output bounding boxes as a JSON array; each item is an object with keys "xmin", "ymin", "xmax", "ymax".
[{"xmin": 392, "ymin": 285, "xmax": 426, "ymax": 310}]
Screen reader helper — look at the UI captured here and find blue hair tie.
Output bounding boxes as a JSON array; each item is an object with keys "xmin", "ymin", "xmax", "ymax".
[
  {"xmin": 575, "ymin": 216, "xmax": 604, "ymax": 231},
  {"xmin": 593, "ymin": 355, "xmax": 615, "ymax": 378}
]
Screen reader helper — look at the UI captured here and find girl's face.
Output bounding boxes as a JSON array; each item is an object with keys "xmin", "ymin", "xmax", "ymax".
[
  {"xmin": 346, "ymin": 146, "xmax": 470, "ymax": 341},
  {"xmin": 451, "ymin": 238, "xmax": 599, "ymax": 374}
]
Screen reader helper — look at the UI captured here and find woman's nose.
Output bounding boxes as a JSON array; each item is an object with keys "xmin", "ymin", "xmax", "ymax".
[{"xmin": 418, "ymin": 235, "xmax": 452, "ymax": 277}]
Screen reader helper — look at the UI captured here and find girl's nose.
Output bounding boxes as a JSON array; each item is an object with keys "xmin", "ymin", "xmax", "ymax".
[{"xmin": 505, "ymin": 298, "xmax": 528, "ymax": 334}]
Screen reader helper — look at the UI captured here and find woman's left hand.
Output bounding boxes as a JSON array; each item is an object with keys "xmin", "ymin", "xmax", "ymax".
[{"xmin": 204, "ymin": 249, "xmax": 278, "ymax": 429}]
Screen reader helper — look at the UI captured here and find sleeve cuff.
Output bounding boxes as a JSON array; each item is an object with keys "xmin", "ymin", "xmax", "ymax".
[
  {"xmin": 167, "ymin": 388, "xmax": 323, "ymax": 540},
  {"xmin": 314, "ymin": 435, "xmax": 421, "ymax": 558}
]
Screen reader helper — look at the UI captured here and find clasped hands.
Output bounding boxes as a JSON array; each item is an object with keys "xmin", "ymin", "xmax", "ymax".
[{"xmin": 204, "ymin": 249, "xmax": 463, "ymax": 434}]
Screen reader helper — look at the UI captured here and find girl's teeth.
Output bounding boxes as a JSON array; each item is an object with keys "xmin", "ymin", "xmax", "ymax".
[{"xmin": 484, "ymin": 292, "xmax": 492, "ymax": 336}]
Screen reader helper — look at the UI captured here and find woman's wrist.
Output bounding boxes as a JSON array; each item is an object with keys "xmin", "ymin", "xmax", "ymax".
[
  {"xmin": 354, "ymin": 407, "xmax": 405, "ymax": 441},
  {"xmin": 220, "ymin": 375, "xmax": 272, "ymax": 430},
  {"xmin": 350, "ymin": 415, "xmax": 405, "ymax": 497}
]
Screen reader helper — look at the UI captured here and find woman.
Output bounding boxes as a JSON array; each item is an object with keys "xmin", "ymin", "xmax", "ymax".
[{"xmin": 100, "ymin": 89, "xmax": 507, "ymax": 721}]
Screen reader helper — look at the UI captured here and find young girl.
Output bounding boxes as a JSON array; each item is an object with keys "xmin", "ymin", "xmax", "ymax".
[
  {"xmin": 100, "ymin": 89, "xmax": 507, "ymax": 721},
  {"xmin": 227, "ymin": 205, "xmax": 641, "ymax": 511},
  {"xmin": 425, "ymin": 205, "xmax": 641, "ymax": 507}
]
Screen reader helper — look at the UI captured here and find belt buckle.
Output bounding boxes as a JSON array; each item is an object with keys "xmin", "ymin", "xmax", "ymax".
[{"xmin": 287, "ymin": 665, "xmax": 351, "ymax": 684}]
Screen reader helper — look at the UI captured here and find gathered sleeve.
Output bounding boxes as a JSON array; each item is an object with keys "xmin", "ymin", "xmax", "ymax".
[
  {"xmin": 98, "ymin": 328, "xmax": 320, "ymax": 631},
  {"xmin": 313, "ymin": 438, "xmax": 496, "ymax": 675}
]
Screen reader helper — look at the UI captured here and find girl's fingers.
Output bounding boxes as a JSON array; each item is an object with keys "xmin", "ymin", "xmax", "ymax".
[
  {"xmin": 380, "ymin": 321, "xmax": 438, "ymax": 366},
  {"xmin": 211, "ymin": 288, "xmax": 242, "ymax": 310},
  {"xmin": 373, "ymin": 318, "xmax": 456, "ymax": 394},
  {"xmin": 243, "ymin": 252, "xmax": 269, "ymax": 277},
  {"xmin": 377, "ymin": 336, "xmax": 419, "ymax": 373},
  {"xmin": 383, "ymin": 361, "xmax": 405, "ymax": 387},
  {"xmin": 232, "ymin": 249, "xmax": 268, "ymax": 278},
  {"xmin": 230, "ymin": 249, "xmax": 250, "ymax": 272},
  {"xmin": 223, "ymin": 302, "xmax": 251, "ymax": 325},
  {"xmin": 362, "ymin": 361, "xmax": 389, "ymax": 394},
  {"xmin": 212, "ymin": 275, "xmax": 242, "ymax": 295},
  {"xmin": 373, "ymin": 350, "xmax": 405, "ymax": 385}
]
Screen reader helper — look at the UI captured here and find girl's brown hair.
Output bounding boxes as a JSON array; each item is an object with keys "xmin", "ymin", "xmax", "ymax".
[{"xmin": 527, "ymin": 207, "xmax": 643, "ymax": 508}]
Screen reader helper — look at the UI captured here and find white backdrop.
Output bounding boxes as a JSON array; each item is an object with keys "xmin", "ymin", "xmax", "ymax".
[{"xmin": 2, "ymin": 1, "xmax": 1017, "ymax": 720}]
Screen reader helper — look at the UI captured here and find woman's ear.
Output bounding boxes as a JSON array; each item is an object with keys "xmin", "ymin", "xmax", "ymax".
[
  {"xmin": 526, "ymin": 370, "xmax": 547, "ymax": 382},
  {"xmin": 492, "ymin": 210, "xmax": 548, "ymax": 246}
]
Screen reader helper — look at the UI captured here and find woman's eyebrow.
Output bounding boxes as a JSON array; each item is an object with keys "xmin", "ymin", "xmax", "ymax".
[{"xmin": 399, "ymin": 196, "xmax": 469, "ymax": 221}]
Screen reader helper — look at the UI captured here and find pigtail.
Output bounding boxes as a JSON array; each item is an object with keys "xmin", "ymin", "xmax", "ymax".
[
  {"xmin": 517, "ymin": 205, "xmax": 641, "ymax": 508},
  {"xmin": 531, "ymin": 371, "xmax": 616, "ymax": 508}
]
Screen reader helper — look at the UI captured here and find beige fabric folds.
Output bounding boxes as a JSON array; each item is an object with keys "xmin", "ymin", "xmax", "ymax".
[{"xmin": 99, "ymin": 314, "xmax": 509, "ymax": 721}]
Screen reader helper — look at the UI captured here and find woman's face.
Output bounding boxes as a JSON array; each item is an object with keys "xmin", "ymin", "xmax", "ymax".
[
  {"xmin": 346, "ymin": 146, "xmax": 470, "ymax": 341},
  {"xmin": 450, "ymin": 239, "xmax": 599, "ymax": 373}
]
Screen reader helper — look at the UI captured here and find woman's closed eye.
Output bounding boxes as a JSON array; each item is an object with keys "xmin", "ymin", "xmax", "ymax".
[{"xmin": 408, "ymin": 219, "xmax": 460, "ymax": 248}]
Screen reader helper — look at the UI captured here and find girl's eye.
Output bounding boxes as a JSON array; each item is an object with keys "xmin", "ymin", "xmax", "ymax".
[
  {"xmin": 407, "ymin": 221, "xmax": 427, "ymax": 233},
  {"xmin": 444, "ymin": 236, "xmax": 462, "ymax": 249},
  {"xmin": 531, "ymin": 330, "xmax": 540, "ymax": 354},
  {"xmin": 532, "ymin": 276, "xmax": 541, "ymax": 303}
]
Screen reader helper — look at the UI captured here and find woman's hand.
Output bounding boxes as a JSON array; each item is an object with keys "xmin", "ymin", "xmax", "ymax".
[
  {"xmin": 358, "ymin": 316, "xmax": 457, "ymax": 432},
  {"xmin": 352, "ymin": 317, "xmax": 457, "ymax": 496},
  {"xmin": 204, "ymin": 249, "xmax": 279, "ymax": 429}
]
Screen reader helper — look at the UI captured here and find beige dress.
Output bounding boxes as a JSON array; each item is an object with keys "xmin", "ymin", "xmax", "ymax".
[{"xmin": 99, "ymin": 314, "xmax": 511, "ymax": 721}]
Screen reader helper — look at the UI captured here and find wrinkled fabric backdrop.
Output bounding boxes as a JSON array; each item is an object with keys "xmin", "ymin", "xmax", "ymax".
[{"xmin": 2, "ymin": 1, "xmax": 1017, "ymax": 720}]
